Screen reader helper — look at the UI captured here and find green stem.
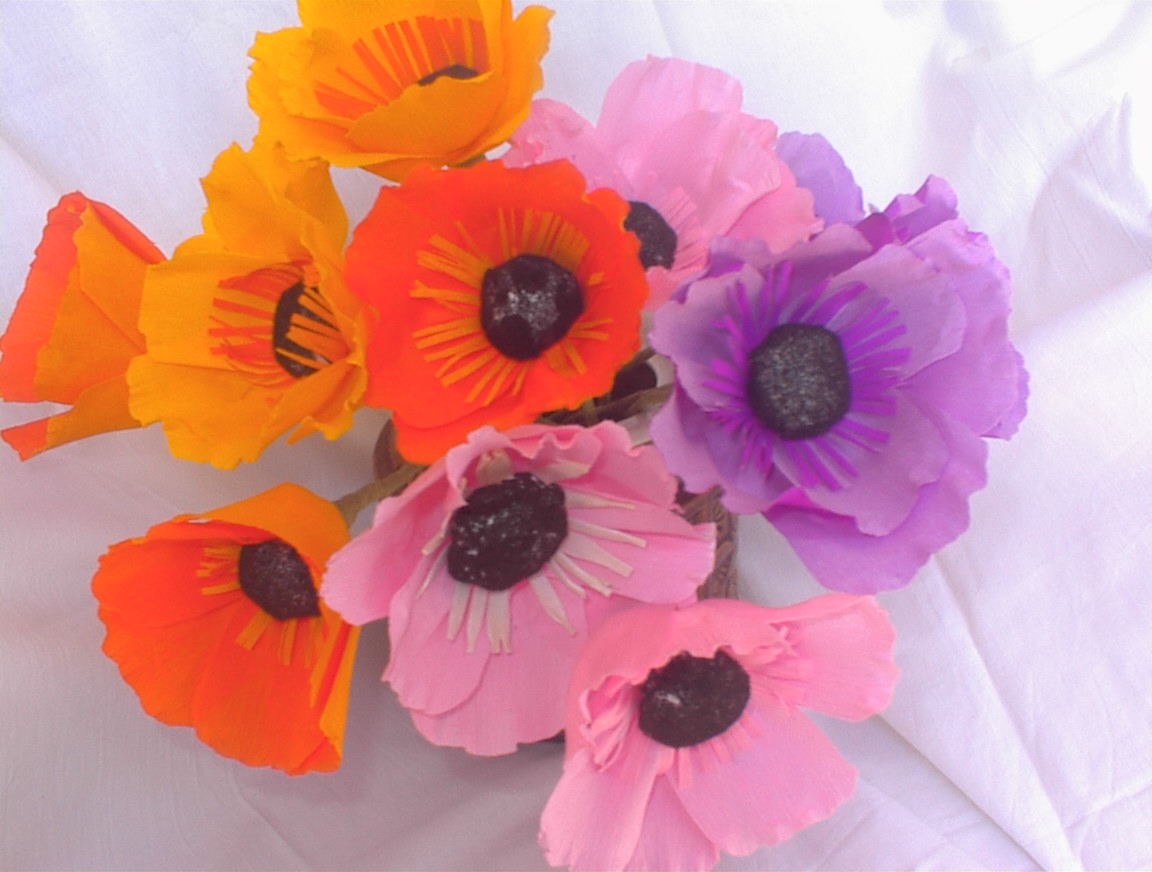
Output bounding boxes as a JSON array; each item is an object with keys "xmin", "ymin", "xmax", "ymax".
[{"xmin": 335, "ymin": 462, "xmax": 424, "ymax": 527}]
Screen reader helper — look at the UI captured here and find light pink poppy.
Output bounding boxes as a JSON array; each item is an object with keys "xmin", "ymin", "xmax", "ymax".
[
  {"xmin": 321, "ymin": 421, "xmax": 715, "ymax": 755},
  {"xmin": 540, "ymin": 596, "xmax": 898, "ymax": 872},
  {"xmin": 502, "ymin": 56, "xmax": 820, "ymax": 308}
]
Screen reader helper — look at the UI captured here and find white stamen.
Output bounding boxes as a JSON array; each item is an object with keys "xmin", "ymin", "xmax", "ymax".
[
  {"xmin": 548, "ymin": 557, "xmax": 588, "ymax": 598},
  {"xmin": 530, "ymin": 574, "xmax": 575, "ymax": 633},
  {"xmin": 554, "ymin": 551, "xmax": 613, "ymax": 596},
  {"xmin": 447, "ymin": 582, "xmax": 471, "ymax": 641},
  {"xmin": 563, "ymin": 489, "xmax": 637, "ymax": 510},
  {"xmin": 539, "ymin": 460, "xmax": 591, "ymax": 482},
  {"xmin": 486, "ymin": 589, "xmax": 513, "ymax": 652},
  {"xmin": 568, "ymin": 518, "xmax": 647, "ymax": 548},
  {"xmin": 562, "ymin": 532, "xmax": 634, "ymax": 578},
  {"xmin": 417, "ymin": 549, "xmax": 448, "ymax": 596},
  {"xmin": 475, "ymin": 449, "xmax": 513, "ymax": 486},
  {"xmin": 466, "ymin": 587, "xmax": 487, "ymax": 653},
  {"xmin": 421, "ymin": 524, "xmax": 448, "ymax": 557}
]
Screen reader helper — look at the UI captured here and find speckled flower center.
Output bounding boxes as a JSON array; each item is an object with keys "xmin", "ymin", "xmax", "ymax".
[
  {"xmin": 447, "ymin": 473, "xmax": 568, "ymax": 591},
  {"xmin": 417, "ymin": 64, "xmax": 479, "ymax": 86},
  {"xmin": 480, "ymin": 254, "xmax": 584, "ymax": 360},
  {"xmin": 747, "ymin": 323, "xmax": 851, "ymax": 440},
  {"xmin": 638, "ymin": 650, "xmax": 750, "ymax": 748},
  {"xmin": 624, "ymin": 201, "xmax": 677, "ymax": 269},
  {"xmin": 273, "ymin": 282, "xmax": 338, "ymax": 378},
  {"xmin": 237, "ymin": 539, "xmax": 320, "ymax": 621}
]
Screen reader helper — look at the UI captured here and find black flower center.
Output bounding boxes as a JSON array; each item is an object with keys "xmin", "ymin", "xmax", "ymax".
[
  {"xmin": 273, "ymin": 282, "xmax": 338, "ymax": 378},
  {"xmin": 637, "ymin": 650, "xmax": 750, "ymax": 748},
  {"xmin": 417, "ymin": 64, "xmax": 480, "ymax": 86},
  {"xmin": 480, "ymin": 254, "xmax": 584, "ymax": 360},
  {"xmin": 624, "ymin": 201, "xmax": 677, "ymax": 269},
  {"xmin": 447, "ymin": 472, "xmax": 568, "ymax": 591},
  {"xmin": 237, "ymin": 539, "xmax": 320, "ymax": 621},
  {"xmin": 746, "ymin": 323, "xmax": 851, "ymax": 440}
]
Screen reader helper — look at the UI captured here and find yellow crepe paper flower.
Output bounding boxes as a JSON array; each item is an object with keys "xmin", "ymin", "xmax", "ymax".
[
  {"xmin": 248, "ymin": 0, "xmax": 552, "ymax": 181},
  {"xmin": 127, "ymin": 142, "xmax": 368, "ymax": 469},
  {"xmin": 92, "ymin": 483, "xmax": 359, "ymax": 775},
  {"xmin": 0, "ymin": 194, "xmax": 163, "ymax": 459}
]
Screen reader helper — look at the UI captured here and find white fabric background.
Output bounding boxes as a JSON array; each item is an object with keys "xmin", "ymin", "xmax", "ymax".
[{"xmin": 2, "ymin": 2, "xmax": 1150, "ymax": 869}]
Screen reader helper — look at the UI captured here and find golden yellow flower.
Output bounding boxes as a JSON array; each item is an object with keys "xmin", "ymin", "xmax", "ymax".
[
  {"xmin": 127, "ymin": 142, "xmax": 368, "ymax": 469},
  {"xmin": 248, "ymin": 0, "xmax": 552, "ymax": 181}
]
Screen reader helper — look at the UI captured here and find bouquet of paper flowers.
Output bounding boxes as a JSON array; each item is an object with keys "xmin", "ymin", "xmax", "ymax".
[{"xmin": 0, "ymin": 2, "xmax": 1028, "ymax": 870}]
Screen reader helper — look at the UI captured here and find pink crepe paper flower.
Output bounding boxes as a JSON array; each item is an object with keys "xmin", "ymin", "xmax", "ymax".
[
  {"xmin": 649, "ymin": 176, "xmax": 1029, "ymax": 592},
  {"xmin": 539, "ymin": 595, "xmax": 898, "ymax": 872},
  {"xmin": 321, "ymin": 421, "xmax": 715, "ymax": 755},
  {"xmin": 502, "ymin": 56, "xmax": 820, "ymax": 308}
]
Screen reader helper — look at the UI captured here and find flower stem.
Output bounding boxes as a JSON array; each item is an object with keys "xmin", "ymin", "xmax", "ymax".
[{"xmin": 335, "ymin": 463, "xmax": 425, "ymax": 527}]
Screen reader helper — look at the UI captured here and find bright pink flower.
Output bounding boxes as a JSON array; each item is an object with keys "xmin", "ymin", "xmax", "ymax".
[
  {"xmin": 539, "ymin": 596, "xmax": 898, "ymax": 872},
  {"xmin": 321, "ymin": 421, "xmax": 715, "ymax": 755},
  {"xmin": 503, "ymin": 56, "xmax": 820, "ymax": 308}
]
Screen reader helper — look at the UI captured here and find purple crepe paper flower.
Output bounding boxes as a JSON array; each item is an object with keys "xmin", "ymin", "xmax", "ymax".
[
  {"xmin": 502, "ymin": 56, "xmax": 821, "ymax": 309},
  {"xmin": 649, "ymin": 177, "xmax": 1028, "ymax": 593}
]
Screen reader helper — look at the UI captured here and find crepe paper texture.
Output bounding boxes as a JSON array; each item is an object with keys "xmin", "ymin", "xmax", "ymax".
[
  {"xmin": 92, "ymin": 483, "xmax": 359, "ymax": 776},
  {"xmin": 126, "ymin": 142, "xmax": 369, "ymax": 469},
  {"xmin": 650, "ymin": 176, "xmax": 1028, "ymax": 592},
  {"xmin": 504, "ymin": 56, "xmax": 820, "ymax": 309},
  {"xmin": 249, "ymin": 0, "xmax": 552, "ymax": 181},
  {"xmin": 539, "ymin": 596, "xmax": 898, "ymax": 872},
  {"xmin": 0, "ymin": 193, "xmax": 163, "ymax": 459},
  {"xmin": 322, "ymin": 421, "xmax": 716, "ymax": 756},
  {"xmin": 346, "ymin": 158, "xmax": 647, "ymax": 464}
]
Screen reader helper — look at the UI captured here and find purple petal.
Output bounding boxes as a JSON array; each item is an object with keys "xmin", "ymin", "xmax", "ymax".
[{"xmin": 776, "ymin": 131, "xmax": 866, "ymax": 225}]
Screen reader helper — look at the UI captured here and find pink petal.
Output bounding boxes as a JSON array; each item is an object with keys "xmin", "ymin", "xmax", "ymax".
[
  {"xmin": 597, "ymin": 57, "xmax": 747, "ymax": 167},
  {"xmin": 320, "ymin": 465, "xmax": 451, "ymax": 625},
  {"xmin": 503, "ymin": 98, "xmax": 628, "ymax": 192},
  {"xmin": 405, "ymin": 580, "xmax": 596, "ymax": 755},
  {"xmin": 540, "ymin": 741, "xmax": 671, "ymax": 872},
  {"xmin": 673, "ymin": 695, "xmax": 858, "ymax": 856},
  {"xmin": 383, "ymin": 571, "xmax": 490, "ymax": 716},
  {"xmin": 766, "ymin": 595, "xmax": 898, "ymax": 720},
  {"xmin": 622, "ymin": 775, "xmax": 718, "ymax": 872}
]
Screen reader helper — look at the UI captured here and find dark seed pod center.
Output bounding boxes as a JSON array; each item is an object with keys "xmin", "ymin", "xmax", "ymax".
[
  {"xmin": 747, "ymin": 323, "xmax": 851, "ymax": 440},
  {"xmin": 447, "ymin": 472, "xmax": 568, "ymax": 592},
  {"xmin": 272, "ymin": 282, "xmax": 337, "ymax": 378},
  {"xmin": 480, "ymin": 254, "xmax": 584, "ymax": 360},
  {"xmin": 624, "ymin": 201, "xmax": 677, "ymax": 269},
  {"xmin": 237, "ymin": 539, "xmax": 320, "ymax": 621},
  {"xmin": 417, "ymin": 64, "xmax": 480, "ymax": 86},
  {"xmin": 638, "ymin": 650, "xmax": 750, "ymax": 748}
]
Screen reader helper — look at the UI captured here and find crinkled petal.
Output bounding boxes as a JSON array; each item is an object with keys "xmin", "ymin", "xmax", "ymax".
[
  {"xmin": 673, "ymin": 694, "xmax": 858, "ymax": 856},
  {"xmin": 775, "ymin": 131, "xmax": 866, "ymax": 225},
  {"xmin": 540, "ymin": 742, "xmax": 671, "ymax": 872},
  {"xmin": 767, "ymin": 408, "xmax": 988, "ymax": 592}
]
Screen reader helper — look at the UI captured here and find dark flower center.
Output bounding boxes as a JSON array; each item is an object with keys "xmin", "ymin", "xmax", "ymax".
[
  {"xmin": 480, "ymin": 254, "xmax": 584, "ymax": 360},
  {"xmin": 237, "ymin": 539, "xmax": 321, "ymax": 621},
  {"xmin": 273, "ymin": 282, "xmax": 338, "ymax": 378},
  {"xmin": 417, "ymin": 64, "xmax": 480, "ymax": 86},
  {"xmin": 637, "ymin": 650, "xmax": 750, "ymax": 748},
  {"xmin": 447, "ymin": 472, "xmax": 568, "ymax": 591},
  {"xmin": 746, "ymin": 323, "xmax": 851, "ymax": 440},
  {"xmin": 624, "ymin": 201, "xmax": 677, "ymax": 269}
]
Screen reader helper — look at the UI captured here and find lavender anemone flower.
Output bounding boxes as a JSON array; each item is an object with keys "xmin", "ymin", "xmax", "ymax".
[{"xmin": 649, "ymin": 177, "xmax": 1028, "ymax": 592}]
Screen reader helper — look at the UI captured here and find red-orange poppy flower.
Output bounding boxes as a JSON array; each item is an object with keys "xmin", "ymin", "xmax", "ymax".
[
  {"xmin": 92, "ymin": 483, "xmax": 359, "ymax": 775},
  {"xmin": 345, "ymin": 158, "xmax": 647, "ymax": 463},
  {"xmin": 248, "ymin": 0, "xmax": 553, "ymax": 181},
  {"xmin": 126, "ymin": 142, "xmax": 368, "ymax": 469},
  {"xmin": 0, "ymin": 194, "xmax": 163, "ymax": 459}
]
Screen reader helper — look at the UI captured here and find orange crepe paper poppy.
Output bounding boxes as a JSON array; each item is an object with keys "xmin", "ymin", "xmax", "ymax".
[
  {"xmin": 126, "ymin": 142, "xmax": 368, "ymax": 469},
  {"xmin": 0, "ymin": 194, "xmax": 164, "ymax": 459},
  {"xmin": 92, "ymin": 483, "xmax": 359, "ymax": 775},
  {"xmin": 345, "ymin": 159, "xmax": 647, "ymax": 463},
  {"xmin": 248, "ymin": 0, "xmax": 552, "ymax": 181}
]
